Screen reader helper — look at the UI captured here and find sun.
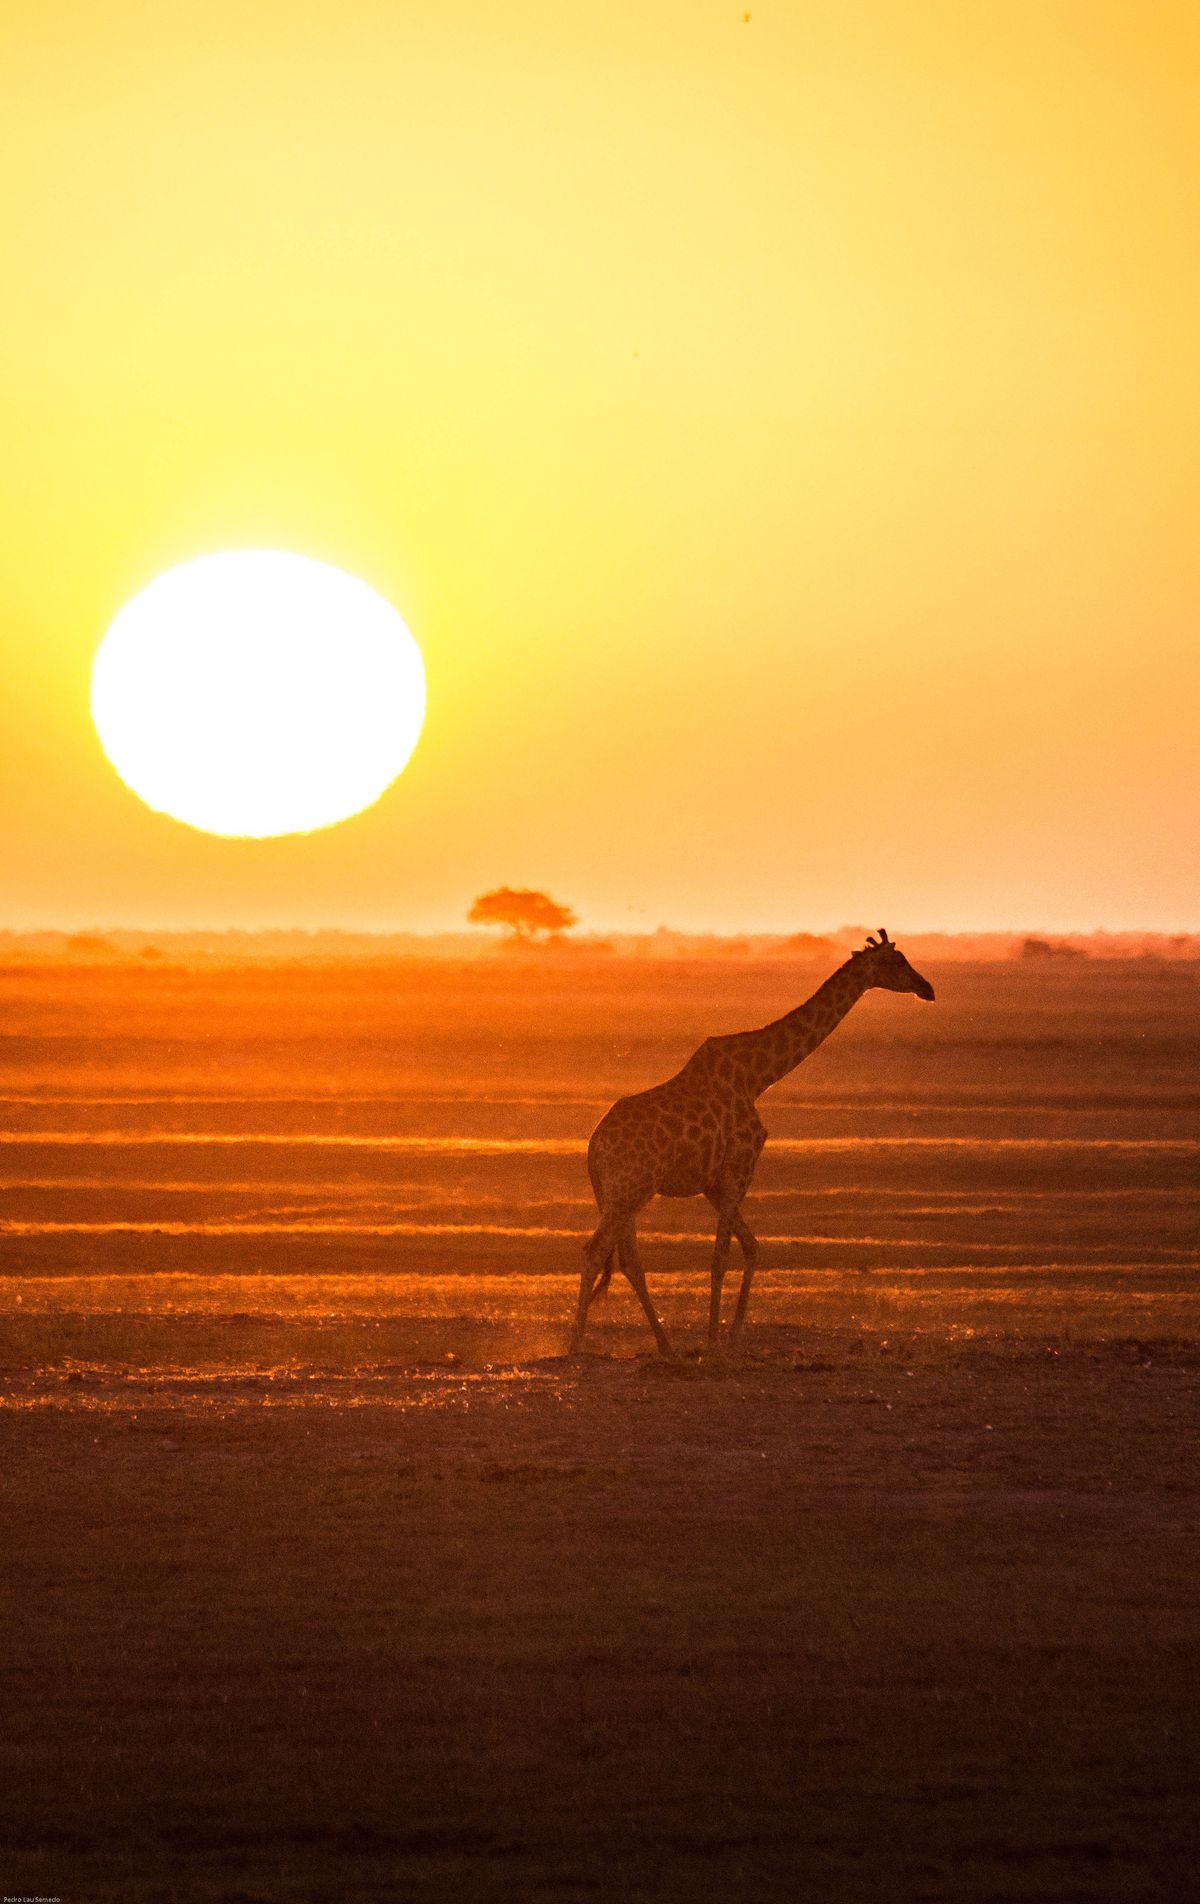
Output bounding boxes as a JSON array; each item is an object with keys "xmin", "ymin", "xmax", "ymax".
[{"xmin": 90, "ymin": 551, "xmax": 426, "ymax": 838}]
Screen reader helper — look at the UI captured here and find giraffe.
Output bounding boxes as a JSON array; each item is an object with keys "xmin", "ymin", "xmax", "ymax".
[{"xmin": 569, "ymin": 930, "xmax": 935, "ymax": 1357}]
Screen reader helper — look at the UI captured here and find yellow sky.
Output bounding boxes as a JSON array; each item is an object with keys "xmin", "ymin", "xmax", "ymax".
[{"xmin": 3, "ymin": 0, "xmax": 1198, "ymax": 932}]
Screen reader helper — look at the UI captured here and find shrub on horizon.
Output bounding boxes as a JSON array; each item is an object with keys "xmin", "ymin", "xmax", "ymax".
[{"xmin": 1018, "ymin": 937, "xmax": 1089, "ymax": 962}]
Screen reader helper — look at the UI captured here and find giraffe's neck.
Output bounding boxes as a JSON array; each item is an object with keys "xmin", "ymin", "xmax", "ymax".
[{"xmin": 741, "ymin": 960, "xmax": 871, "ymax": 1097}]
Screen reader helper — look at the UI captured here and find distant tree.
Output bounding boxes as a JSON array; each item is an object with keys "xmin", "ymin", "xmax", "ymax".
[{"xmin": 468, "ymin": 887, "xmax": 578, "ymax": 941}]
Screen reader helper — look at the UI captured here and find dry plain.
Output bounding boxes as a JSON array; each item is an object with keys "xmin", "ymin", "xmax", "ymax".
[{"xmin": 1, "ymin": 953, "xmax": 1198, "ymax": 1902}]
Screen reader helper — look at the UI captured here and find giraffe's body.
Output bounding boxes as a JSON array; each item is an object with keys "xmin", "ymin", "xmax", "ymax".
[{"xmin": 570, "ymin": 933, "xmax": 935, "ymax": 1355}]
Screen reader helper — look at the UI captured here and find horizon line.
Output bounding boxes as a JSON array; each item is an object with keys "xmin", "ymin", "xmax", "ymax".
[{"xmin": 3, "ymin": 923, "xmax": 1199, "ymax": 943}]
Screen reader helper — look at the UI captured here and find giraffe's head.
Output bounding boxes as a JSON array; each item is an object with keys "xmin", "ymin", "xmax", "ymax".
[{"xmin": 852, "ymin": 928, "xmax": 935, "ymax": 1001}]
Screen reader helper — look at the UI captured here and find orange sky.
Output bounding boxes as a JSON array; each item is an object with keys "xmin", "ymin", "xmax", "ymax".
[{"xmin": 3, "ymin": 0, "xmax": 1198, "ymax": 934}]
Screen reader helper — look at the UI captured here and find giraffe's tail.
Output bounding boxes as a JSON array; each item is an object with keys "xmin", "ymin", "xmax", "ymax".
[{"xmin": 587, "ymin": 1254, "xmax": 615, "ymax": 1308}]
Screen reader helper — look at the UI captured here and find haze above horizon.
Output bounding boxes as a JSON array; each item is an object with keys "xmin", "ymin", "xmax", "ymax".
[{"xmin": 4, "ymin": 2, "xmax": 1197, "ymax": 936}]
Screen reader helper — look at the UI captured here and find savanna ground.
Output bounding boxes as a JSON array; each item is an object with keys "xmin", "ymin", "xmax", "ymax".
[{"xmin": 1, "ymin": 953, "xmax": 1198, "ymax": 1901}]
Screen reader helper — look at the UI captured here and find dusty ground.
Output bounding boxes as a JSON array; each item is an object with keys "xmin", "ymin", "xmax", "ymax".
[
  {"xmin": 2, "ymin": 1283, "xmax": 1199, "ymax": 1904},
  {"xmin": 1, "ymin": 956, "xmax": 1198, "ymax": 1900}
]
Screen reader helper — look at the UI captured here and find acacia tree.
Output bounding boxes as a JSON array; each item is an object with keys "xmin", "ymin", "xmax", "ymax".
[{"xmin": 467, "ymin": 887, "xmax": 578, "ymax": 941}]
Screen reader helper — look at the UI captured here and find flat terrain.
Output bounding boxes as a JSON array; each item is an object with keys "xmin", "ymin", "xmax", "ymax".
[{"xmin": 1, "ymin": 955, "xmax": 1198, "ymax": 1900}]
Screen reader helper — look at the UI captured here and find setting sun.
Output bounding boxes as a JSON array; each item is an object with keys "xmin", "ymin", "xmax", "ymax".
[{"xmin": 90, "ymin": 551, "xmax": 426, "ymax": 838}]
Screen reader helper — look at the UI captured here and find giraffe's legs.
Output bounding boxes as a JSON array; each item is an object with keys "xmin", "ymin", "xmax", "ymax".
[
  {"xmin": 569, "ymin": 1265, "xmax": 598, "ymax": 1354},
  {"xmin": 704, "ymin": 1195, "xmax": 760, "ymax": 1343},
  {"xmin": 618, "ymin": 1228, "xmax": 674, "ymax": 1359},
  {"xmin": 729, "ymin": 1210, "xmax": 760, "ymax": 1337},
  {"xmin": 706, "ymin": 1213, "xmax": 735, "ymax": 1351}
]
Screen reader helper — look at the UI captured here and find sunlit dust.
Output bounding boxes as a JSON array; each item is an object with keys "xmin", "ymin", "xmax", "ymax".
[{"xmin": 90, "ymin": 551, "xmax": 426, "ymax": 838}]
